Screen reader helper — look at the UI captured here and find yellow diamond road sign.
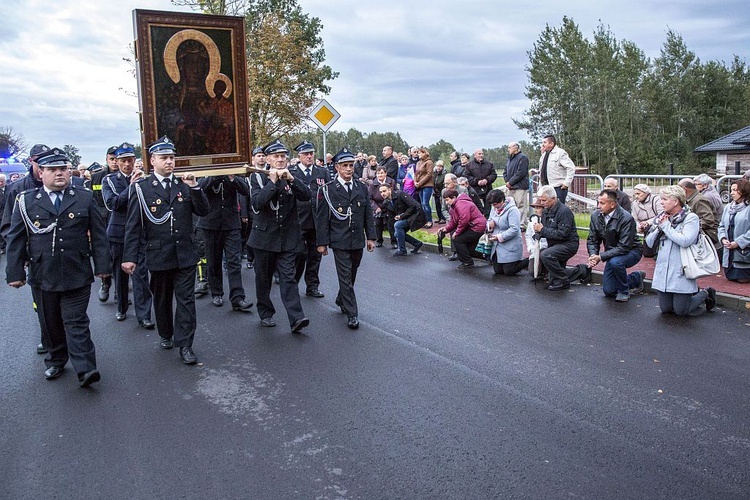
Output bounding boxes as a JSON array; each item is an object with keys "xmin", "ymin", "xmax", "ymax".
[{"xmin": 309, "ymin": 99, "xmax": 340, "ymax": 132}]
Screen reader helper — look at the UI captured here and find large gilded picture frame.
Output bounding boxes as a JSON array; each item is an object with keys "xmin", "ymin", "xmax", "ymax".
[{"xmin": 133, "ymin": 9, "xmax": 249, "ymax": 172}]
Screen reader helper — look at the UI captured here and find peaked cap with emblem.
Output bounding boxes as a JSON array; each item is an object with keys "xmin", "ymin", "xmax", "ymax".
[
  {"xmin": 36, "ymin": 147, "xmax": 70, "ymax": 168},
  {"xmin": 333, "ymin": 148, "xmax": 356, "ymax": 164},
  {"xmin": 115, "ymin": 142, "xmax": 136, "ymax": 159},
  {"xmin": 262, "ymin": 139, "xmax": 289, "ymax": 155},
  {"xmin": 293, "ymin": 141, "xmax": 315, "ymax": 154},
  {"xmin": 29, "ymin": 144, "xmax": 50, "ymax": 160},
  {"xmin": 148, "ymin": 136, "xmax": 176, "ymax": 155}
]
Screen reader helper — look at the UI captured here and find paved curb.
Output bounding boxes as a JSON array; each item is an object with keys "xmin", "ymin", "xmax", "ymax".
[{"xmin": 419, "ymin": 241, "xmax": 750, "ymax": 311}]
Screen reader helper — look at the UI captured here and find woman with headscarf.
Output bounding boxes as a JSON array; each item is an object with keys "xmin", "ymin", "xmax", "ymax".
[
  {"xmin": 718, "ymin": 178, "xmax": 750, "ymax": 283},
  {"xmin": 645, "ymin": 185, "xmax": 716, "ymax": 315}
]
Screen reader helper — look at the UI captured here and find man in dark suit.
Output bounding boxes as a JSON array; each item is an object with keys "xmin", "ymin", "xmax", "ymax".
[
  {"xmin": 1, "ymin": 144, "xmax": 52, "ymax": 355},
  {"xmin": 196, "ymin": 173, "xmax": 253, "ymax": 311},
  {"xmin": 0, "ymin": 173, "xmax": 6, "ymax": 253},
  {"xmin": 89, "ymin": 145, "xmax": 118, "ymax": 302},
  {"xmin": 314, "ymin": 148, "xmax": 376, "ymax": 329},
  {"xmin": 290, "ymin": 140, "xmax": 329, "ymax": 298},
  {"xmin": 121, "ymin": 136, "xmax": 209, "ymax": 364},
  {"xmin": 378, "ymin": 183, "xmax": 426, "ymax": 255},
  {"xmin": 5, "ymin": 147, "xmax": 111, "ymax": 387},
  {"xmin": 102, "ymin": 142, "xmax": 154, "ymax": 328},
  {"xmin": 247, "ymin": 140, "xmax": 310, "ymax": 333}
]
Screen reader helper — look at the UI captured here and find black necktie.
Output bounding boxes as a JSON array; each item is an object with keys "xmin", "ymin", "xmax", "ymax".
[
  {"xmin": 541, "ymin": 152, "xmax": 550, "ymax": 185},
  {"xmin": 345, "ymin": 181, "xmax": 351, "ymax": 192},
  {"xmin": 163, "ymin": 178, "xmax": 171, "ymax": 198},
  {"xmin": 53, "ymin": 191, "xmax": 62, "ymax": 212}
]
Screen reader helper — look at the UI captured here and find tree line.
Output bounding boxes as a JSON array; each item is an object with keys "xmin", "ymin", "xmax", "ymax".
[{"xmin": 515, "ymin": 17, "xmax": 750, "ymax": 176}]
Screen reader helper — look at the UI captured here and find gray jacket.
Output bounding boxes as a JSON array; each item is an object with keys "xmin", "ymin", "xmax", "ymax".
[
  {"xmin": 488, "ymin": 198, "xmax": 523, "ymax": 263},
  {"xmin": 718, "ymin": 203, "xmax": 750, "ymax": 269},
  {"xmin": 646, "ymin": 211, "xmax": 700, "ymax": 294}
]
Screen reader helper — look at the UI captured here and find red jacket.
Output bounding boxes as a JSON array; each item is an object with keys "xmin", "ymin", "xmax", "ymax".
[{"xmin": 444, "ymin": 193, "xmax": 487, "ymax": 237}]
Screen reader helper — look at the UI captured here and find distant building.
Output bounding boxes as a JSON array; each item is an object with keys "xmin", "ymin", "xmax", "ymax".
[{"xmin": 694, "ymin": 125, "xmax": 750, "ymax": 176}]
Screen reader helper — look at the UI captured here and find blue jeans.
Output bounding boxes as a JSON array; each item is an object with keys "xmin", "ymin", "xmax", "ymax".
[
  {"xmin": 419, "ymin": 187, "xmax": 434, "ymax": 223},
  {"xmin": 394, "ymin": 219, "xmax": 420, "ymax": 252},
  {"xmin": 602, "ymin": 249, "xmax": 642, "ymax": 296}
]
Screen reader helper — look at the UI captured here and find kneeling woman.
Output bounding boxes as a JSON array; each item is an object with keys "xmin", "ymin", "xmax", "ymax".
[
  {"xmin": 486, "ymin": 189, "xmax": 528, "ymax": 275},
  {"xmin": 438, "ymin": 189, "xmax": 487, "ymax": 270},
  {"xmin": 645, "ymin": 185, "xmax": 716, "ymax": 315}
]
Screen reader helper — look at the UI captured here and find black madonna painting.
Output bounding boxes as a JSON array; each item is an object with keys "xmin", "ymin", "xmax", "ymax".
[{"xmin": 133, "ymin": 10, "xmax": 249, "ymax": 170}]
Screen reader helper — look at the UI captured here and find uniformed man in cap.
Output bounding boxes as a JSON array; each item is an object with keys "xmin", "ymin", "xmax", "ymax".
[
  {"xmin": 102, "ymin": 142, "xmax": 154, "ymax": 328},
  {"xmin": 5, "ymin": 147, "xmax": 111, "ymax": 387},
  {"xmin": 247, "ymin": 139, "xmax": 310, "ymax": 333},
  {"xmin": 314, "ymin": 148, "xmax": 376, "ymax": 329},
  {"xmin": 196, "ymin": 169, "xmax": 253, "ymax": 312},
  {"xmin": 1, "ymin": 143, "xmax": 53, "ymax": 355},
  {"xmin": 121, "ymin": 136, "xmax": 209, "ymax": 364},
  {"xmin": 290, "ymin": 140, "xmax": 329, "ymax": 298},
  {"xmin": 238, "ymin": 146, "xmax": 267, "ymax": 270}
]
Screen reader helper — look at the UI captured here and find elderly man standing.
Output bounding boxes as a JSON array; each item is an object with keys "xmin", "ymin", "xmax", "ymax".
[
  {"xmin": 248, "ymin": 140, "xmax": 311, "ymax": 333},
  {"xmin": 603, "ymin": 177, "xmax": 632, "ymax": 212},
  {"xmin": 584, "ymin": 190, "xmax": 645, "ymax": 302},
  {"xmin": 378, "ymin": 145, "xmax": 399, "ymax": 181},
  {"xmin": 693, "ymin": 174, "xmax": 723, "ymax": 221},
  {"xmin": 465, "ymin": 148, "xmax": 496, "ymax": 212},
  {"xmin": 532, "ymin": 185, "xmax": 579, "ymax": 290},
  {"xmin": 503, "ymin": 142, "xmax": 530, "ymax": 229},
  {"xmin": 678, "ymin": 178, "xmax": 719, "ymax": 248},
  {"xmin": 315, "ymin": 148, "xmax": 376, "ymax": 329},
  {"xmin": 539, "ymin": 134, "xmax": 576, "ymax": 204},
  {"xmin": 5, "ymin": 147, "xmax": 111, "ymax": 386}
]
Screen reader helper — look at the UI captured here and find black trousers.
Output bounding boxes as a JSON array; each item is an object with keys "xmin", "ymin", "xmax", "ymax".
[
  {"xmin": 492, "ymin": 259, "xmax": 528, "ymax": 276},
  {"xmin": 295, "ymin": 227, "xmax": 322, "ymax": 292},
  {"xmin": 204, "ymin": 228, "xmax": 246, "ymax": 304},
  {"xmin": 253, "ymin": 249, "xmax": 305, "ymax": 326},
  {"xmin": 110, "ymin": 241, "xmax": 152, "ymax": 320},
  {"xmin": 375, "ymin": 215, "xmax": 395, "ymax": 244},
  {"xmin": 453, "ymin": 230, "xmax": 484, "ymax": 265},
  {"xmin": 432, "ymin": 191, "xmax": 445, "ymax": 221},
  {"xmin": 35, "ymin": 285, "xmax": 97, "ymax": 375},
  {"xmin": 332, "ymin": 248, "xmax": 363, "ymax": 317},
  {"xmin": 30, "ymin": 283, "xmax": 49, "ymax": 347},
  {"xmin": 539, "ymin": 241, "xmax": 579, "ymax": 285},
  {"xmin": 150, "ymin": 267, "xmax": 197, "ymax": 348}
]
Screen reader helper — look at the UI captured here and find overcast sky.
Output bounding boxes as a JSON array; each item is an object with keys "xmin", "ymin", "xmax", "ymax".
[{"xmin": 0, "ymin": 0, "xmax": 748, "ymax": 165}]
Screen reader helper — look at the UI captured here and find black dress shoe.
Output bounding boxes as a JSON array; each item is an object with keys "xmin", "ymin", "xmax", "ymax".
[
  {"xmin": 306, "ymin": 288, "xmax": 324, "ymax": 298},
  {"xmin": 448, "ymin": 252, "xmax": 459, "ymax": 261},
  {"xmin": 160, "ymin": 337, "xmax": 174, "ymax": 349},
  {"xmin": 347, "ymin": 316, "xmax": 359, "ymax": 329},
  {"xmin": 37, "ymin": 343, "xmax": 48, "ymax": 354},
  {"xmin": 411, "ymin": 242, "xmax": 423, "ymax": 254},
  {"xmin": 393, "ymin": 250, "xmax": 407, "ymax": 256},
  {"xmin": 246, "ymin": 260, "xmax": 254, "ymax": 269},
  {"xmin": 138, "ymin": 319, "xmax": 155, "ymax": 329},
  {"xmin": 457, "ymin": 262, "xmax": 474, "ymax": 270},
  {"xmin": 194, "ymin": 281, "xmax": 209, "ymax": 297},
  {"xmin": 180, "ymin": 347, "xmax": 197, "ymax": 365},
  {"xmin": 232, "ymin": 299, "xmax": 254, "ymax": 312},
  {"xmin": 261, "ymin": 318, "xmax": 276, "ymax": 327},
  {"xmin": 78, "ymin": 370, "xmax": 101, "ymax": 388},
  {"xmin": 212, "ymin": 296, "xmax": 224, "ymax": 307},
  {"xmin": 115, "ymin": 312, "xmax": 126, "ymax": 321},
  {"xmin": 391, "ymin": 243, "xmax": 398, "ymax": 249},
  {"xmin": 375, "ymin": 241, "xmax": 383, "ymax": 247},
  {"xmin": 98, "ymin": 284, "xmax": 110, "ymax": 302},
  {"xmin": 547, "ymin": 281, "xmax": 570, "ymax": 291},
  {"xmin": 44, "ymin": 365, "xmax": 65, "ymax": 380},
  {"xmin": 291, "ymin": 317, "xmax": 310, "ymax": 333}
]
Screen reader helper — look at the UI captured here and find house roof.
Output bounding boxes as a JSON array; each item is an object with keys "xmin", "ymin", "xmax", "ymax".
[{"xmin": 695, "ymin": 125, "xmax": 750, "ymax": 152}]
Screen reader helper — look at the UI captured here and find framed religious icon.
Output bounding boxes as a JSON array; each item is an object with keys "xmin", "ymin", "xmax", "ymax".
[{"xmin": 133, "ymin": 10, "xmax": 250, "ymax": 174}]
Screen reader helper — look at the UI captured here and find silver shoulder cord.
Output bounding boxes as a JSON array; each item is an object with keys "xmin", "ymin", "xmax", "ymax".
[
  {"xmin": 104, "ymin": 176, "xmax": 119, "ymax": 212},
  {"xmin": 250, "ymin": 173, "xmax": 279, "ymax": 215},
  {"xmin": 135, "ymin": 182, "xmax": 172, "ymax": 226},
  {"xmin": 18, "ymin": 192, "xmax": 58, "ymax": 254},
  {"xmin": 322, "ymin": 184, "xmax": 352, "ymax": 222}
]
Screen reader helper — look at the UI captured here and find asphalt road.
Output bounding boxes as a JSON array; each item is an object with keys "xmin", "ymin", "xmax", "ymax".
[{"xmin": 1, "ymin": 249, "xmax": 749, "ymax": 499}]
